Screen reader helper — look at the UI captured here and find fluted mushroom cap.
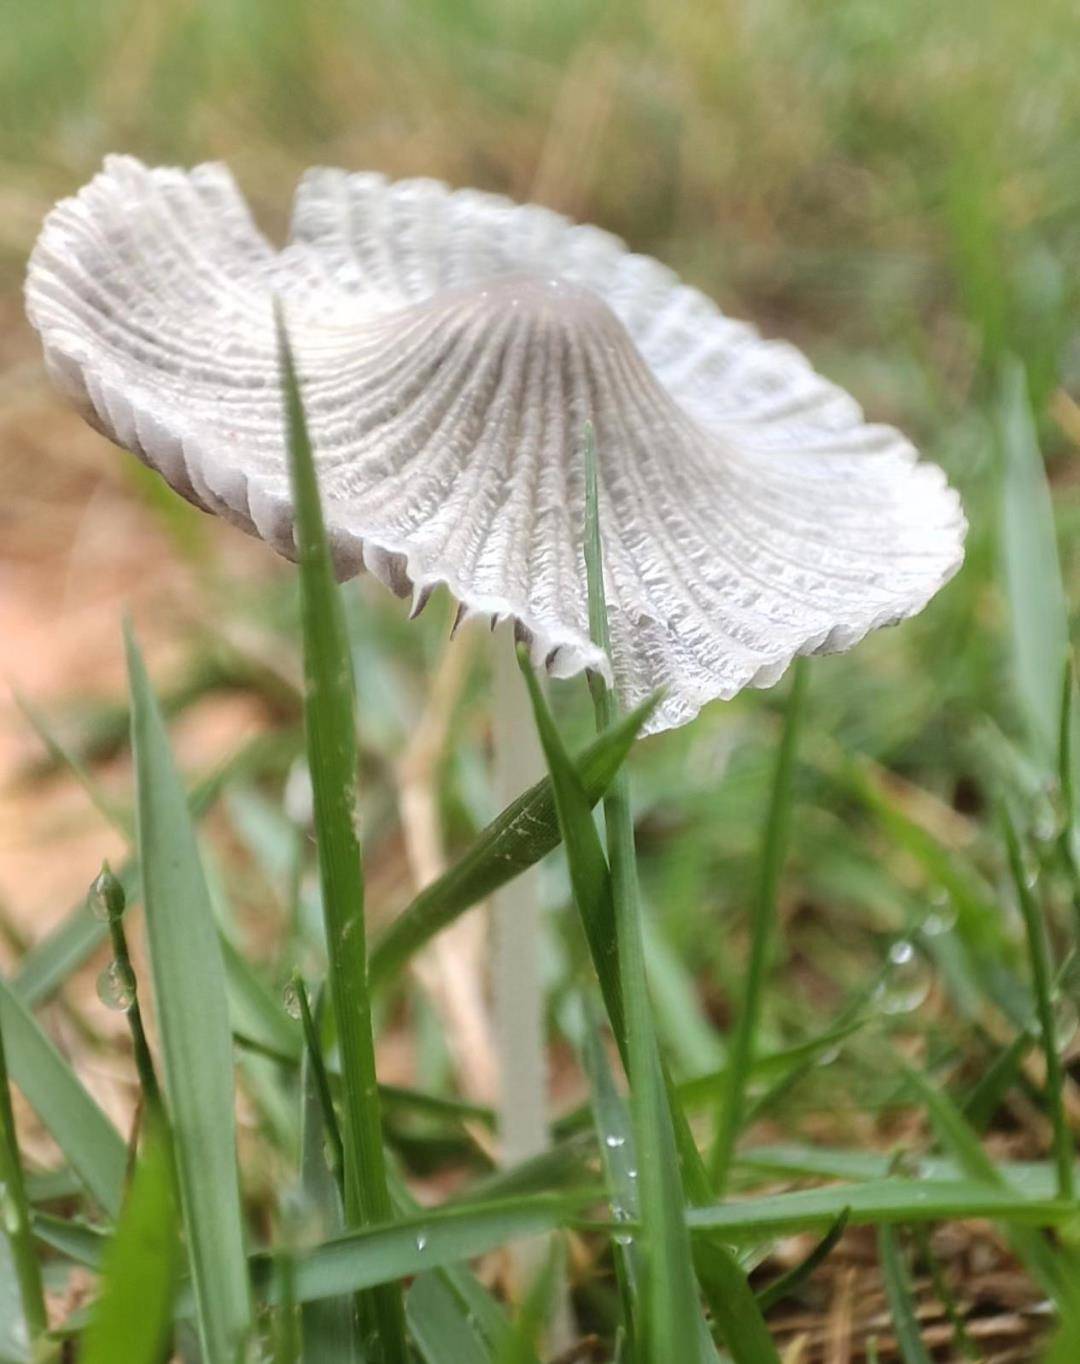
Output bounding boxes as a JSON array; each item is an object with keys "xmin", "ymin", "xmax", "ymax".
[{"xmin": 26, "ymin": 156, "xmax": 964, "ymax": 732}]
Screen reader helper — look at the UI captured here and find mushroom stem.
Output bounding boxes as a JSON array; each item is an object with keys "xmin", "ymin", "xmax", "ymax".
[{"xmin": 489, "ymin": 624, "xmax": 549, "ymax": 1172}]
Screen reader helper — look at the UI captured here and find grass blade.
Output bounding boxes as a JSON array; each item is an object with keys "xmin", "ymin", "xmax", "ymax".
[
  {"xmin": 1002, "ymin": 811, "xmax": 1074, "ymax": 1199},
  {"xmin": 248, "ymin": 1195, "xmax": 586, "ymax": 1306},
  {"xmin": 877, "ymin": 1227, "xmax": 932, "ymax": 1364},
  {"xmin": 297, "ymin": 984, "xmax": 355, "ymax": 1362},
  {"xmin": 369, "ymin": 692, "xmax": 658, "ymax": 990},
  {"xmin": 407, "ymin": 1274, "xmax": 493, "ymax": 1364},
  {"xmin": 276, "ymin": 306, "xmax": 407, "ymax": 1360},
  {"xmin": 997, "ymin": 357, "xmax": 1071, "ymax": 764},
  {"xmin": 125, "ymin": 626, "xmax": 253, "ymax": 1360},
  {"xmin": 579, "ymin": 999, "xmax": 641, "ymax": 1353},
  {"xmin": 0, "ymin": 1009, "xmax": 46, "ymax": 1349},
  {"xmin": 687, "ymin": 1179, "xmax": 1073, "ymax": 1237},
  {"xmin": 581, "ymin": 423, "xmax": 708, "ymax": 1363},
  {"xmin": 0, "ymin": 975, "xmax": 125, "ymax": 1217},
  {"xmin": 755, "ymin": 1209, "xmax": 849, "ymax": 1312},
  {"xmin": 81, "ymin": 1117, "xmax": 180, "ymax": 1364},
  {"xmin": 710, "ymin": 659, "xmax": 807, "ymax": 1191}
]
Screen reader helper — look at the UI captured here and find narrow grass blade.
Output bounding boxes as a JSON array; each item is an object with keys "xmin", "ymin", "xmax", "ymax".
[
  {"xmin": 249, "ymin": 1195, "xmax": 586, "ymax": 1306},
  {"xmin": 0, "ymin": 1011, "xmax": 46, "ymax": 1348},
  {"xmin": 276, "ymin": 306, "xmax": 407, "ymax": 1361},
  {"xmin": 710, "ymin": 659, "xmax": 807, "ymax": 1191},
  {"xmin": 81, "ymin": 1117, "xmax": 180, "ymax": 1364},
  {"xmin": 581, "ymin": 424, "xmax": 709, "ymax": 1363},
  {"xmin": 962, "ymin": 1030, "xmax": 1033, "ymax": 1131},
  {"xmin": 517, "ymin": 655, "xmax": 622, "ymax": 1041},
  {"xmin": 579, "ymin": 999, "xmax": 640, "ymax": 1352},
  {"xmin": 687, "ymin": 1180, "xmax": 1073, "ymax": 1237},
  {"xmin": 369, "ymin": 692, "xmax": 658, "ymax": 991},
  {"xmin": 125, "ymin": 626, "xmax": 253, "ymax": 1360},
  {"xmin": 408, "ymin": 1274, "xmax": 493, "ymax": 1364},
  {"xmin": 997, "ymin": 357, "xmax": 1071, "ymax": 765},
  {"xmin": 877, "ymin": 1227, "xmax": 932, "ymax": 1364},
  {"xmin": 0, "ymin": 975, "xmax": 125, "ymax": 1217},
  {"xmin": 14, "ymin": 689, "xmax": 132, "ymax": 838},
  {"xmin": 1059, "ymin": 658, "xmax": 1080, "ymax": 895},
  {"xmin": 390, "ymin": 1171, "xmax": 520, "ymax": 1361},
  {"xmin": 297, "ymin": 985, "xmax": 354, "ymax": 1362},
  {"xmin": 14, "ymin": 733, "xmax": 286, "ymax": 1010},
  {"xmin": 755, "ymin": 1209, "xmax": 849, "ymax": 1312},
  {"xmin": 899, "ymin": 1060, "xmax": 1080, "ymax": 1311},
  {"xmin": 1002, "ymin": 811, "xmax": 1074, "ymax": 1200}
]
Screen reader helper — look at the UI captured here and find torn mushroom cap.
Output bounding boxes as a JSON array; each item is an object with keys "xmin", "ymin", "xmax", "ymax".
[{"xmin": 26, "ymin": 155, "xmax": 965, "ymax": 733}]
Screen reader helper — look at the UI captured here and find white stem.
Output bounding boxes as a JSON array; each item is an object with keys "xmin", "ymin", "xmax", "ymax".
[{"xmin": 490, "ymin": 624, "xmax": 548, "ymax": 1169}]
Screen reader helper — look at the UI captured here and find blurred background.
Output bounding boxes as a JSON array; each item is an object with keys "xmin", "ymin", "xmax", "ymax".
[{"xmin": 2, "ymin": 2, "xmax": 1079, "ymax": 1355}]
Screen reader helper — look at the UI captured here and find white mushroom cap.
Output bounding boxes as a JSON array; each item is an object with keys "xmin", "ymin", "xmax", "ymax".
[{"xmin": 26, "ymin": 155, "xmax": 965, "ymax": 733}]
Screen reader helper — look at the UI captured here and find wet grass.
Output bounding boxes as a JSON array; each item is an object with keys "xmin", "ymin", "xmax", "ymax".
[{"xmin": 2, "ymin": 1, "xmax": 1080, "ymax": 1359}]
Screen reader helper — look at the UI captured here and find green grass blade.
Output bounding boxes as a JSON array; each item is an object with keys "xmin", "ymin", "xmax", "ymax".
[
  {"xmin": 1059, "ymin": 658, "xmax": 1080, "ymax": 901},
  {"xmin": 579, "ymin": 999, "xmax": 640, "ymax": 1352},
  {"xmin": 997, "ymin": 357, "xmax": 1071, "ymax": 764},
  {"xmin": 686, "ymin": 1180, "xmax": 1073, "ymax": 1237},
  {"xmin": 14, "ymin": 689, "xmax": 132, "ymax": 839},
  {"xmin": 407, "ymin": 1274, "xmax": 493, "ymax": 1364},
  {"xmin": 125, "ymin": 625, "xmax": 253, "ymax": 1361},
  {"xmin": 0, "ymin": 1010, "xmax": 46, "ymax": 1349},
  {"xmin": 877, "ymin": 1227, "xmax": 932, "ymax": 1364},
  {"xmin": 581, "ymin": 423, "xmax": 709, "ymax": 1363},
  {"xmin": 248, "ymin": 1195, "xmax": 586, "ymax": 1306},
  {"xmin": 297, "ymin": 986, "xmax": 355, "ymax": 1362},
  {"xmin": 0, "ymin": 975, "xmax": 125, "ymax": 1217},
  {"xmin": 899, "ymin": 1061, "xmax": 1080, "ymax": 1311},
  {"xmin": 517, "ymin": 654, "xmax": 623, "ymax": 1040},
  {"xmin": 710, "ymin": 659, "xmax": 807, "ymax": 1191},
  {"xmin": 1002, "ymin": 811, "xmax": 1074, "ymax": 1200},
  {"xmin": 755, "ymin": 1209, "xmax": 849, "ymax": 1312},
  {"xmin": 276, "ymin": 306, "xmax": 407, "ymax": 1361},
  {"xmin": 14, "ymin": 734, "xmax": 282, "ymax": 1010},
  {"xmin": 81, "ymin": 1117, "xmax": 180, "ymax": 1364},
  {"xmin": 369, "ymin": 692, "xmax": 658, "ymax": 991}
]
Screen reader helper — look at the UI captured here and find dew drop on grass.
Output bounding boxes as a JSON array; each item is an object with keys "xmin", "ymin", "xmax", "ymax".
[
  {"xmin": 816, "ymin": 1046, "xmax": 841, "ymax": 1068},
  {"xmin": 96, "ymin": 959, "xmax": 136, "ymax": 1012},
  {"xmin": 88, "ymin": 877, "xmax": 111, "ymax": 923},
  {"xmin": 875, "ymin": 940, "xmax": 931, "ymax": 1016},
  {"xmin": 604, "ymin": 1134, "xmax": 626, "ymax": 1149},
  {"xmin": 88, "ymin": 866, "xmax": 123, "ymax": 923},
  {"xmin": 0, "ymin": 1182, "xmax": 20, "ymax": 1235},
  {"xmin": 282, "ymin": 980, "xmax": 302, "ymax": 1020},
  {"xmin": 922, "ymin": 887, "xmax": 957, "ymax": 936},
  {"xmin": 415, "ymin": 1231, "xmax": 428, "ymax": 1252}
]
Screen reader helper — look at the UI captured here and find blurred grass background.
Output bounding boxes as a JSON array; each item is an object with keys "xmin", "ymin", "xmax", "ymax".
[{"xmin": 2, "ymin": 1, "xmax": 1080, "ymax": 1355}]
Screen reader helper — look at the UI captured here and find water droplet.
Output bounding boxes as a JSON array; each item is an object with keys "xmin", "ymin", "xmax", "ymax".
[
  {"xmin": 282, "ymin": 980, "xmax": 302, "ymax": 1021},
  {"xmin": 888, "ymin": 940, "xmax": 915, "ymax": 967},
  {"xmin": 614, "ymin": 1232, "xmax": 634, "ymax": 1246},
  {"xmin": 626, "ymin": 1167, "xmax": 638, "ymax": 1180},
  {"xmin": 415, "ymin": 1231, "xmax": 428, "ymax": 1252},
  {"xmin": 876, "ymin": 941, "xmax": 931, "ymax": 1016},
  {"xmin": 816, "ymin": 1046, "xmax": 841, "ymax": 1068},
  {"xmin": 604, "ymin": 1134, "xmax": 626, "ymax": 1150},
  {"xmin": 96, "ymin": 959, "xmax": 136, "ymax": 1012},
  {"xmin": 0, "ymin": 1182, "xmax": 20, "ymax": 1235},
  {"xmin": 88, "ymin": 865, "xmax": 124, "ymax": 923},
  {"xmin": 922, "ymin": 905, "xmax": 957, "ymax": 937}
]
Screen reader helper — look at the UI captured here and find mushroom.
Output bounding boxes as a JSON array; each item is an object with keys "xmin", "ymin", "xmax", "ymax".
[{"xmin": 25, "ymin": 155, "xmax": 966, "ymax": 1168}]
